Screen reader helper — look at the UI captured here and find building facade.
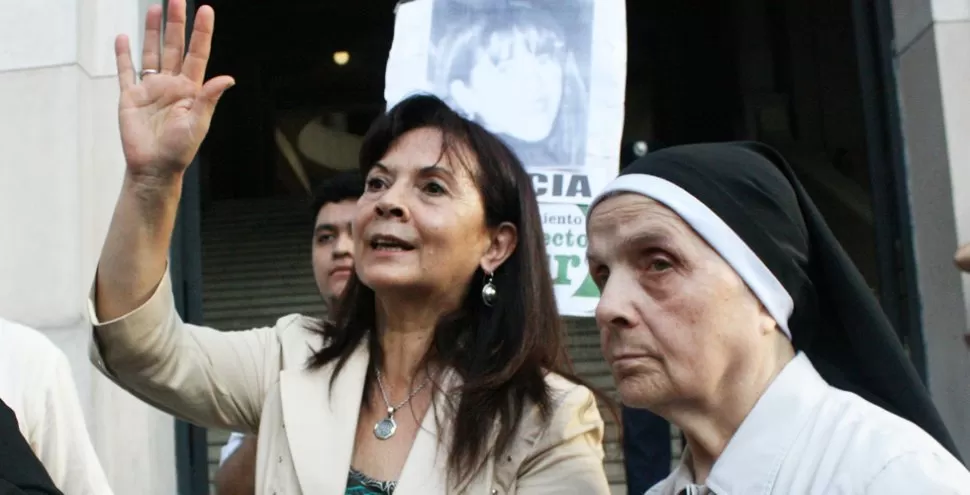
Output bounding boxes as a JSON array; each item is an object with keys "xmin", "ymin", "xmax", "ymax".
[{"xmin": 0, "ymin": 0, "xmax": 968, "ymax": 493}]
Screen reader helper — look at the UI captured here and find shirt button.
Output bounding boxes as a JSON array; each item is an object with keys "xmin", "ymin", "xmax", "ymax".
[{"xmin": 278, "ymin": 456, "xmax": 283, "ymax": 463}]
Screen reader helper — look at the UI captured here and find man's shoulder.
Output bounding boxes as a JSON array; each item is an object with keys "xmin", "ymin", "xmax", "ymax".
[
  {"xmin": 0, "ymin": 317, "xmax": 65, "ymax": 363},
  {"xmin": 272, "ymin": 313, "xmax": 330, "ymax": 358},
  {"xmin": 0, "ymin": 318, "xmax": 68, "ymax": 419}
]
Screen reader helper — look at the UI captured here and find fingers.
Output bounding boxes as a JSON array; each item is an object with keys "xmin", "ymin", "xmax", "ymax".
[
  {"xmin": 181, "ymin": 5, "xmax": 215, "ymax": 84},
  {"xmin": 193, "ymin": 75, "xmax": 235, "ymax": 122},
  {"xmin": 197, "ymin": 75, "xmax": 235, "ymax": 106},
  {"xmin": 115, "ymin": 35, "xmax": 136, "ymax": 90},
  {"xmin": 161, "ymin": 0, "xmax": 187, "ymax": 75},
  {"xmin": 141, "ymin": 4, "xmax": 163, "ymax": 72}
]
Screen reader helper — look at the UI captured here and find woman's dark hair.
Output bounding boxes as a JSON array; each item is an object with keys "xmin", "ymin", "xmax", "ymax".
[{"xmin": 308, "ymin": 93, "xmax": 610, "ymax": 484}]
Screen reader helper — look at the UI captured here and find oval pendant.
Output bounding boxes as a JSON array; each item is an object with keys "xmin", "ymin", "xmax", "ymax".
[{"xmin": 374, "ymin": 417, "xmax": 397, "ymax": 440}]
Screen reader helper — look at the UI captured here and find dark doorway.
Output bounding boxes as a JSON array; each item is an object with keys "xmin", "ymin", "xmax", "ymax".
[
  {"xmin": 624, "ymin": 0, "xmax": 915, "ymax": 347},
  {"xmin": 197, "ymin": 0, "xmax": 395, "ymax": 204}
]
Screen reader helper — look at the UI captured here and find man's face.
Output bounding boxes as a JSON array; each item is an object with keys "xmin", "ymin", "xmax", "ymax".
[
  {"xmin": 312, "ymin": 199, "xmax": 358, "ymax": 303},
  {"xmin": 586, "ymin": 193, "xmax": 776, "ymax": 412}
]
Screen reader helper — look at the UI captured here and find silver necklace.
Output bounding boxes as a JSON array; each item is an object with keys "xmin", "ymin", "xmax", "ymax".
[{"xmin": 373, "ymin": 369, "xmax": 432, "ymax": 440}]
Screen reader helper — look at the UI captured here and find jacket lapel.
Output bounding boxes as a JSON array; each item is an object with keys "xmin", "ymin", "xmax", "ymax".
[
  {"xmin": 394, "ymin": 394, "xmax": 450, "ymax": 494},
  {"xmin": 396, "ymin": 371, "xmax": 494, "ymax": 495},
  {"xmin": 280, "ymin": 343, "xmax": 368, "ymax": 494}
]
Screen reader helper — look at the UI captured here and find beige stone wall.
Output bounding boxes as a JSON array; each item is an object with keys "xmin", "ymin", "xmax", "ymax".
[{"xmin": 0, "ymin": 0, "xmax": 177, "ymax": 492}]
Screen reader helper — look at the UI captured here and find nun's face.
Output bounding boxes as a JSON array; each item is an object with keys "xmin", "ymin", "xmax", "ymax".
[{"xmin": 586, "ymin": 194, "xmax": 776, "ymax": 411}]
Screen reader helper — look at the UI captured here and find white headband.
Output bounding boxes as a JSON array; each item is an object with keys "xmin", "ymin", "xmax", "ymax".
[{"xmin": 590, "ymin": 174, "xmax": 794, "ymax": 339}]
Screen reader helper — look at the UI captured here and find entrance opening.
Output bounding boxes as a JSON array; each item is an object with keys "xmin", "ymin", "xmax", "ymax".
[
  {"xmin": 630, "ymin": 0, "xmax": 885, "ymax": 291},
  {"xmin": 626, "ymin": 0, "xmax": 915, "ymax": 352}
]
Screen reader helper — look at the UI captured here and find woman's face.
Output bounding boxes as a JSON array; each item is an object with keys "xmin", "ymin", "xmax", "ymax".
[
  {"xmin": 454, "ymin": 29, "xmax": 564, "ymax": 143},
  {"xmin": 586, "ymin": 194, "xmax": 778, "ymax": 412},
  {"xmin": 354, "ymin": 127, "xmax": 495, "ymax": 306}
]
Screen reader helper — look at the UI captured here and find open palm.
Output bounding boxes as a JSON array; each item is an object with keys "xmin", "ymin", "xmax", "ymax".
[{"xmin": 116, "ymin": 0, "xmax": 234, "ymax": 178}]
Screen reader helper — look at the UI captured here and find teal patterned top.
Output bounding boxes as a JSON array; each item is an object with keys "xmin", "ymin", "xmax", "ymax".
[{"xmin": 346, "ymin": 468, "xmax": 397, "ymax": 495}]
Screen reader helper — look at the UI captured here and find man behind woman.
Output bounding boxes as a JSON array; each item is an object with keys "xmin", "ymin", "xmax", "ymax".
[
  {"xmin": 88, "ymin": 1, "xmax": 611, "ymax": 493},
  {"xmin": 215, "ymin": 172, "xmax": 363, "ymax": 494}
]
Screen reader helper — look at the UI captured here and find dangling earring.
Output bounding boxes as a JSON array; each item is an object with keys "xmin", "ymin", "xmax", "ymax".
[{"xmin": 481, "ymin": 271, "xmax": 498, "ymax": 307}]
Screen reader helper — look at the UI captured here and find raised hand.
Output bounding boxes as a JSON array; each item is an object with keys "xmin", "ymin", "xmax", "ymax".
[{"xmin": 115, "ymin": 0, "xmax": 234, "ymax": 181}]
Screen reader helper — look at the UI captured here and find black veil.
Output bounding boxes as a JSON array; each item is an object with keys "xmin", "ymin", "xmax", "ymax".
[{"xmin": 605, "ymin": 141, "xmax": 960, "ymax": 458}]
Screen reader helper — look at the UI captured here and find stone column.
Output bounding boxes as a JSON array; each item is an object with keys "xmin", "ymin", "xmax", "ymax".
[
  {"xmin": 0, "ymin": 0, "xmax": 178, "ymax": 492},
  {"xmin": 893, "ymin": 0, "xmax": 970, "ymax": 459}
]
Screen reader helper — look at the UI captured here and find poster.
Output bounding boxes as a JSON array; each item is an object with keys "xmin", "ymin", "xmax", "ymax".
[{"xmin": 385, "ymin": 0, "xmax": 627, "ymax": 316}]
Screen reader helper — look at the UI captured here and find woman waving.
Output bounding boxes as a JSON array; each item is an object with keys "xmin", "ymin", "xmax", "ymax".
[{"xmin": 89, "ymin": 1, "xmax": 611, "ymax": 494}]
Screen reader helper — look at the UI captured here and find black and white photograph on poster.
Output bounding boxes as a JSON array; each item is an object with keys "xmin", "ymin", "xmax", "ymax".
[
  {"xmin": 427, "ymin": 0, "xmax": 591, "ymax": 170},
  {"xmin": 384, "ymin": 0, "xmax": 626, "ymax": 204}
]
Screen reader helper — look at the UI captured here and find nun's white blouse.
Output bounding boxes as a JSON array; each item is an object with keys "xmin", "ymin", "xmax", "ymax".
[{"xmin": 647, "ymin": 352, "xmax": 970, "ymax": 495}]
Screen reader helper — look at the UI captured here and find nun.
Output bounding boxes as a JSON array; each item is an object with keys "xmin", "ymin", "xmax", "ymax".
[{"xmin": 585, "ymin": 141, "xmax": 970, "ymax": 493}]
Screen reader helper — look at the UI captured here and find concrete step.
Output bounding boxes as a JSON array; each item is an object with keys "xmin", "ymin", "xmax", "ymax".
[
  {"xmin": 201, "ymin": 276, "xmax": 316, "ymax": 292},
  {"xmin": 201, "ymin": 197, "xmax": 309, "ymax": 214},
  {"xmin": 565, "ymin": 331, "xmax": 601, "ymax": 348},
  {"xmin": 201, "ymin": 249, "xmax": 312, "ymax": 268},
  {"xmin": 605, "ymin": 460, "xmax": 625, "ymax": 485},
  {"xmin": 202, "ymin": 234, "xmax": 308, "ymax": 250},
  {"xmin": 584, "ymin": 373, "xmax": 619, "ymax": 392},
  {"xmin": 203, "ymin": 304, "xmax": 326, "ymax": 328},
  {"xmin": 201, "ymin": 281, "xmax": 319, "ymax": 301},
  {"xmin": 572, "ymin": 358, "xmax": 611, "ymax": 377},
  {"xmin": 202, "ymin": 235, "xmax": 307, "ymax": 250},
  {"xmin": 568, "ymin": 344, "xmax": 606, "ymax": 365},
  {"xmin": 201, "ymin": 267, "xmax": 315, "ymax": 283},
  {"xmin": 202, "ymin": 257, "xmax": 312, "ymax": 274},
  {"xmin": 201, "ymin": 292, "xmax": 324, "ymax": 313},
  {"xmin": 201, "ymin": 228, "xmax": 305, "ymax": 242}
]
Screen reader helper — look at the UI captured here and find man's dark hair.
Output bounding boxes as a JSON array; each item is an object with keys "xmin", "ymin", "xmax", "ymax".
[{"xmin": 309, "ymin": 171, "xmax": 364, "ymax": 220}]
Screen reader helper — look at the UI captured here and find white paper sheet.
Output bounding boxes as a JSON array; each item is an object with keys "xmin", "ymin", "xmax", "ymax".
[{"xmin": 385, "ymin": 0, "xmax": 627, "ymax": 316}]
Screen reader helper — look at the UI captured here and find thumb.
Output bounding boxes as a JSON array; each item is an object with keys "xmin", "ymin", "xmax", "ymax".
[
  {"xmin": 955, "ymin": 243, "xmax": 970, "ymax": 272},
  {"xmin": 194, "ymin": 75, "xmax": 236, "ymax": 119}
]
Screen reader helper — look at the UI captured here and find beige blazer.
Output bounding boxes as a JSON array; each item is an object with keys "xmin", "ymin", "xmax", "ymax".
[{"xmin": 88, "ymin": 272, "xmax": 610, "ymax": 494}]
